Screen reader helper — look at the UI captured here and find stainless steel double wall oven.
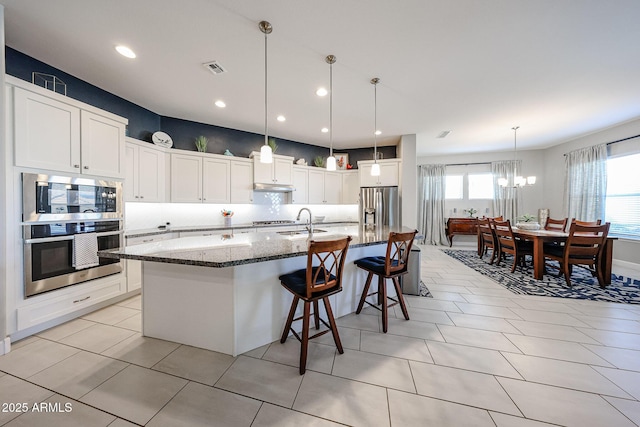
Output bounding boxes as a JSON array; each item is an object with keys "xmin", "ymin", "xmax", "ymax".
[{"xmin": 22, "ymin": 173, "xmax": 124, "ymax": 297}]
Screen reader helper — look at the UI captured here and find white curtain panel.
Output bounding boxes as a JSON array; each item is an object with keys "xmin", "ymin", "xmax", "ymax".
[
  {"xmin": 563, "ymin": 144, "xmax": 607, "ymax": 222},
  {"xmin": 418, "ymin": 164, "xmax": 449, "ymax": 245},
  {"xmin": 491, "ymin": 160, "xmax": 521, "ymax": 223}
]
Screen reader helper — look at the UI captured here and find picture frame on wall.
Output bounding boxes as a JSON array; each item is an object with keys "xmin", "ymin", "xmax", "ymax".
[{"xmin": 334, "ymin": 153, "xmax": 349, "ymax": 170}]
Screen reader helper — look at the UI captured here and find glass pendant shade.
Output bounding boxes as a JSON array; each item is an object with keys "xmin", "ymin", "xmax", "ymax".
[
  {"xmin": 326, "ymin": 156, "xmax": 336, "ymax": 171},
  {"xmin": 371, "ymin": 162, "xmax": 381, "ymax": 176},
  {"xmin": 260, "ymin": 143, "xmax": 273, "ymax": 163}
]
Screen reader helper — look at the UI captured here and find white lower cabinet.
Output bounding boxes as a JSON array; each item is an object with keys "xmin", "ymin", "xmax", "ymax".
[
  {"xmin": 126, "ymin": 233, "xmax": 177, "ymax": 292},
  {"xmin": 16, "ymin": 274, "xmax": 126, "ymax": 331}
]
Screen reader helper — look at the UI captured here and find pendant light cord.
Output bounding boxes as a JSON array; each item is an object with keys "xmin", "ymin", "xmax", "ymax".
[
  {"xmin": 329, "ymin": 59, "xmax": 333, "ymax": 157},
  {"xmin": 264, "ymin": 30, "xmax": 268, "ymax": 146},
  {"xmin": 371, "ymin": 78, "xmax": 379, "ymax": 163}
]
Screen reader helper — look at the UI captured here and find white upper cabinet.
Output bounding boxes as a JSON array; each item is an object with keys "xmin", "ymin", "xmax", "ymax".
[
  {"xmin": 170, "ymin": 152, "xmax": 233, "ymax": 203},
  {"xmin": 358, "ymin": 159, "xmax": 401, "ymax": 187},
  {"xmin": 250, "ymin": 152, "xmax": 294, "ymax": 185},
  {"xmin": 124, "ymin": 138, "xmax": 167, "ymax": 202},
  {"xmin": 171, "ymin": 153, "xmax": 204, "ymax": 203},
  {"xmin": 308, "ymin": 169, "xmax": 342, "ymax": 204},
  {"xmin": 11, "ymin": 79, "xmax": 127, "ymax": 178},
  {"xmin": 342, "ymin": 170, "xmax": 359, "ymax": 204},
  {"xmin": 202, "ymin": 157, "xmax": 230, "ymax": 203},
  {"xmin": 292, "ymin": 166, "xmax": 308, "ymax": 204},
  {"xmin": 230, "ymin": 159, "xmax": 254, "ymax": 203}
]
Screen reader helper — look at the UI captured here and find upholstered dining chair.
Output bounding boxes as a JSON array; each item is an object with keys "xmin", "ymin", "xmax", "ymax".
[
  {"xmin": 279, "ymin": 236, "xmax": 351, "ymax": 374},
  {"xmin": 494, "ymin": 219, "xmax": 533, "ymax": 273},
  {"xmin": 477, "ymin": 218, "xmax": 499, "ymax": 264},
  {"xmin": 543, "ymin": 222, "xmax": 610, "ymax": 287},
  {"xmin": 354, "ymin": 230, "xmax": 418, "ymax": 333}
]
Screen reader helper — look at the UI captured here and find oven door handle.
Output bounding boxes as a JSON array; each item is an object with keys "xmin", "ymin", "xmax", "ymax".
[{"xmin": 24, "ymin": 230, "xmax": 123, "ymax": 244}]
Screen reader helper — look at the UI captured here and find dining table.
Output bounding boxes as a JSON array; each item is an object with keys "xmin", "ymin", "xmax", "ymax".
[{"xmin": 511, "ymin": 228, "xmax": 616, "ymax": 285}]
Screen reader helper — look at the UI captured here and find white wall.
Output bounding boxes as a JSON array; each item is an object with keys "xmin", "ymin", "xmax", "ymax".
[
  {"xmin": 1, "ymin": 5, "xmax": 8, "ymax": 351},
  {"xmin": 399, "ymin": 134, "xmax": 417, "ymax": 229}
]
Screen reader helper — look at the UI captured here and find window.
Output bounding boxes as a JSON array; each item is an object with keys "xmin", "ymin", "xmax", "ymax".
[
  {"xmin": 469, "ymin": 173, "xmax": 494, "ymax": 199},
  {"xmin": 605, "ymin": 153, "xmax": 640, "ymax": 239},
  {"xmin": 445, "ymin": 175, "xmax": 463, "ymax": 199}
]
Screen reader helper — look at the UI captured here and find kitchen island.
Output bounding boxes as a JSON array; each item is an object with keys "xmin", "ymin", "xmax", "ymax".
[{"xmin": 100, "ymin": 225, "xmax": 413, "ymax": 356}]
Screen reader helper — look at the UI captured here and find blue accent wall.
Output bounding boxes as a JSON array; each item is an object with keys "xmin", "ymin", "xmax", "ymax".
[{"xmin": 5, "ymin": 47, "xmax": 396, "ymax": 166}]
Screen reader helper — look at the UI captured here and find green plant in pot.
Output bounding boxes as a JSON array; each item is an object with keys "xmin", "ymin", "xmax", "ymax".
[
  {"xmin": 195, "ymin": 135, "xmax": 208, "ymax": 152},
  {"xmin": 267, "ymin": 137, "xmax": 278, "ymax": 154},
  {"xmin": 314, "ymin": 156, "xmax": 325, "ymax": 167}
]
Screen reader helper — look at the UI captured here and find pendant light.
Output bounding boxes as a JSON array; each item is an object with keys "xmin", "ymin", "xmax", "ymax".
[
  {"xmin": 259, "ymin": 20, "xmax": 273, "ymax": 164},
  {"xmin": 498, "ymin": 126, "xmax": 536, "ymax": 187},
  {"xmin": 325, "ymin": 55, "xmax": 337, "ymax": 171},
  {"xmin": 370, "ymin": 77, "xmax": 381, "ymax": 176}
]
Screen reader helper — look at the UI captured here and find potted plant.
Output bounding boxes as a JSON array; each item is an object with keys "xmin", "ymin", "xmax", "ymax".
[
  {"xmin": 463, "ymin": 208, "xmax": 477, "ymax": 218},
  {"xmin": 195, "ymin": 135, "xmax": 208, "ymax": 152},
  {"xmin": 516, "ymin": 213, "xmax": 541, "ymax": 230}
]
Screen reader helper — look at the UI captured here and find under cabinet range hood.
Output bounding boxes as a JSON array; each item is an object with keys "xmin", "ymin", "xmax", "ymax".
[{"xmin": 253, "ymin": 182, "xmax": 295, "ymax": 192}]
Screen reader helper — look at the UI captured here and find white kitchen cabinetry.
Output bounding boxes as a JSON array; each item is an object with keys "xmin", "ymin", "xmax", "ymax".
[
  {"xmin": 292, "ymin": 166, "xmax": 309, "ymax": 204},
  {"xmin": 125, "ymin": 138, "xmax": 167, "ymax": 202},
  {"xmin": 230, "ymin": 158, "xmax": 254, "ymax": 203},
  {"xmin": 342, "ymin": 170, "xmax": 359, "ymax": 204},
  {"xmin": 358, "ymin": 159, "xmax": 401, "ymax": 187},
  {"xmin": 170, "ymin": 152, "xmax": 231, "ymax": 203},
  {"xmin": 250, "ymin": 152, "xmax": 294, "ymax": 185},
  {"xmin": 308, "ymin": 169, "xmax": 342, "ymax": 204},
  {"xmin": 11, "ymin": 78, "xmax": 127, "ymax": 178}
]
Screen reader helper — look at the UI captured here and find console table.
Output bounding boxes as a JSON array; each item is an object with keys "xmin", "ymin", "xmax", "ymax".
[{"xmin": 446, "ymin": 217, "xmax": 478, "ymax": 247}]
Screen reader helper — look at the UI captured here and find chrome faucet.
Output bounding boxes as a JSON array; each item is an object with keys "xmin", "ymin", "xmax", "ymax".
[{"xmin": 296, "ymin": 208, "xmax": 313, "ymax": 234}]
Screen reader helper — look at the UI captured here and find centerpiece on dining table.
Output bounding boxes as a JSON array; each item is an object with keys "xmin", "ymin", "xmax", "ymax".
[{"xmin": 515, "ymin": 213, "xmax": 541, "ymax": 230}]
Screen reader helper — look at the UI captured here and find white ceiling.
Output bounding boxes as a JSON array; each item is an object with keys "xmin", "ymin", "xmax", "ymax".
[{"xmin": 2, "ymin": 0, "xmax": 640, "ymax": 156}]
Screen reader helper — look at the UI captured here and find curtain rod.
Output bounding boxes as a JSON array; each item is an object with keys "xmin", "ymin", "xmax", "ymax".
[
  {"xmin": 563, "ymin": 134, "xmax": 640, "ymax": 156},
  {"xmin": 445, "ymin": 161, "xmax": 491, "ymax": 167}
]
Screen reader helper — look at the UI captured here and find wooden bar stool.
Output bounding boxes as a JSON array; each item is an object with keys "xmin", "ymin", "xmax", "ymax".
[
  {"xmin": 354, "ymin": 230, "xmax": 418, "ymax": 333},
  {"xmin": 279, "ymin": 236, "xmax": 351, "ymax": 375}
]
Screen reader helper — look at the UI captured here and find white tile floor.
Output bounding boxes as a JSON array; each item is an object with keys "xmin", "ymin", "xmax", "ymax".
[{"xmin": 1, "ymin": 245, "xmax": 640, "ymax": 426}]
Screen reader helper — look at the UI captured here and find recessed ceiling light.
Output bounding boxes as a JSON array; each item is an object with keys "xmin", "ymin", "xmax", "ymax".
[
  {"xmin": 277, "ymin": 115, "xmax": 286, "ymax": 122},
  {"xmin": 115, "ymin": 45, "xmax": 136, "ymax": 59},
  {"xmin": 375, "ymin": 130, "xmax": 382, "ymax": 135},
  {"xmin": 215, "ymin": 100, "xmax": 226, "ymax": 108},
  {"xmin": 316, "ymin": 88, "xmax": 328, "ymax": 97},
  {"xmin": 321, "ymin": 127, "xmax": 329, "ymax": 133}
]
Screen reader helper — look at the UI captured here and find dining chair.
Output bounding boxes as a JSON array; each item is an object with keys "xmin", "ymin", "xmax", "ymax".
[
  {"xmin": 493, "ymin": 219, "xmax": 533, "ymax": 273},
  {"xmin": 544, "ymin": 217, "xmax": 568, "ymax": 232},
  {"xmin": 573, "ymin": 219, "xmax": 602, "ymax": 227},
  {"xmin": 354, "ymin": 230, "xmax": 418, "ymax": 333},
  {"xmin": 279, "ymin": 236, "xmax": 352, "ymax": 374},
  {"xmin": 543, "ymin": 222, "xmax": 610, "ymax": 287},
  {"xmin": 477, "ymin": 218, "xmax": 499, "ymax": 264}
]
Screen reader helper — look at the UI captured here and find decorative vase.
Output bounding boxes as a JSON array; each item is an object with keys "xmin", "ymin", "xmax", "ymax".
[{"xmin": 224, "ymin": 217, "xmax": 232, "ymax": 227}]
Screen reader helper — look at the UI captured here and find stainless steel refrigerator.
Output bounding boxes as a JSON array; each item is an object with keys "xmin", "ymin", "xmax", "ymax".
[{"xmin": 359, "ymin": 186, "xmax": 399, "ymax": 228}]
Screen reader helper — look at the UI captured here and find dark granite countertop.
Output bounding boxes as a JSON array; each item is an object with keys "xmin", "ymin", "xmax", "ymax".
[{"xmin": 103, "ymin": 225, "xmax": 416, "ymax": 268}]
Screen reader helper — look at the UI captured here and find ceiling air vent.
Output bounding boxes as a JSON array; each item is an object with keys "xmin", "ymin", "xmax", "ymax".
[
  {"xmin": 203, "ymin": 61, "xmax": 227, "ymax": 75},
  {"xmin": 437, "ymin": 130, "xmax": 452, "ymax": 138}
]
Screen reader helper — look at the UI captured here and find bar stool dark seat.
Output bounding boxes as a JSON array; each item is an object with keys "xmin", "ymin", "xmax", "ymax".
[
  {"xmin": 354, "ymin": 230, "xmax": 418, "ymax": 333},
  {"xmin": 279, "ymin": 236, "xmax": 352, "ymax": 374}
]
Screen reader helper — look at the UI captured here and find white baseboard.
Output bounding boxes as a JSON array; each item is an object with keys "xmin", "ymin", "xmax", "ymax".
[{"xmin": 0, "ymin": 337, "xmax": 11, "ymax": 355}]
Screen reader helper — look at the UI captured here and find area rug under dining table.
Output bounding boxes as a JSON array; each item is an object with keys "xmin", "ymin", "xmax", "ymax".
[{"xmin": 442, "ymin": 249, "xmax": 640, "ymax": 304}]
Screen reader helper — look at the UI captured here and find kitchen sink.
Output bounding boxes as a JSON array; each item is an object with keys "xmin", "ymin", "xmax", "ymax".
[{"xmin": 276, "ymin": 229, "xmax": 327, "ymax": 236}]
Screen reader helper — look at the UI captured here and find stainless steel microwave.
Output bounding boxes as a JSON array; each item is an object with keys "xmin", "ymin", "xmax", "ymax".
[{"xmin": 22, "ymin": 173, "xmax": 123, "ymax": 223}]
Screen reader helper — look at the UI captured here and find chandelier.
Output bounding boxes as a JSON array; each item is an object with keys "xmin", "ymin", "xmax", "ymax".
[{"xmin": 498, "ymin": 126, "xmax": 536, "ymax": 187}]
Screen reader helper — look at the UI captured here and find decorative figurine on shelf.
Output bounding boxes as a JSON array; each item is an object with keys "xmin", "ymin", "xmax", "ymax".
[
  {"xmin": 223, "ymin": 149, "xmax": 234, "ymax": 156},
  {"xmin": 221, "ymin": 209, "xmax": 234, "ymax": 227},
  {"xmin": 346, "ymin": 163, "xmax": 353, "ymax": 169},
  {"xmin": 463, "ymin": 208, "xmax": 477, "ymax": 218},
  {"xmin": 296, "ymin": 158, "xmax": 307, "ymax": 166}
]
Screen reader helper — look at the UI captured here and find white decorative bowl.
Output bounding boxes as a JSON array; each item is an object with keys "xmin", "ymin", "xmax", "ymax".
[{"xmin": 516, "ymin": 222, "xmax": 541, "ymax": 230}]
